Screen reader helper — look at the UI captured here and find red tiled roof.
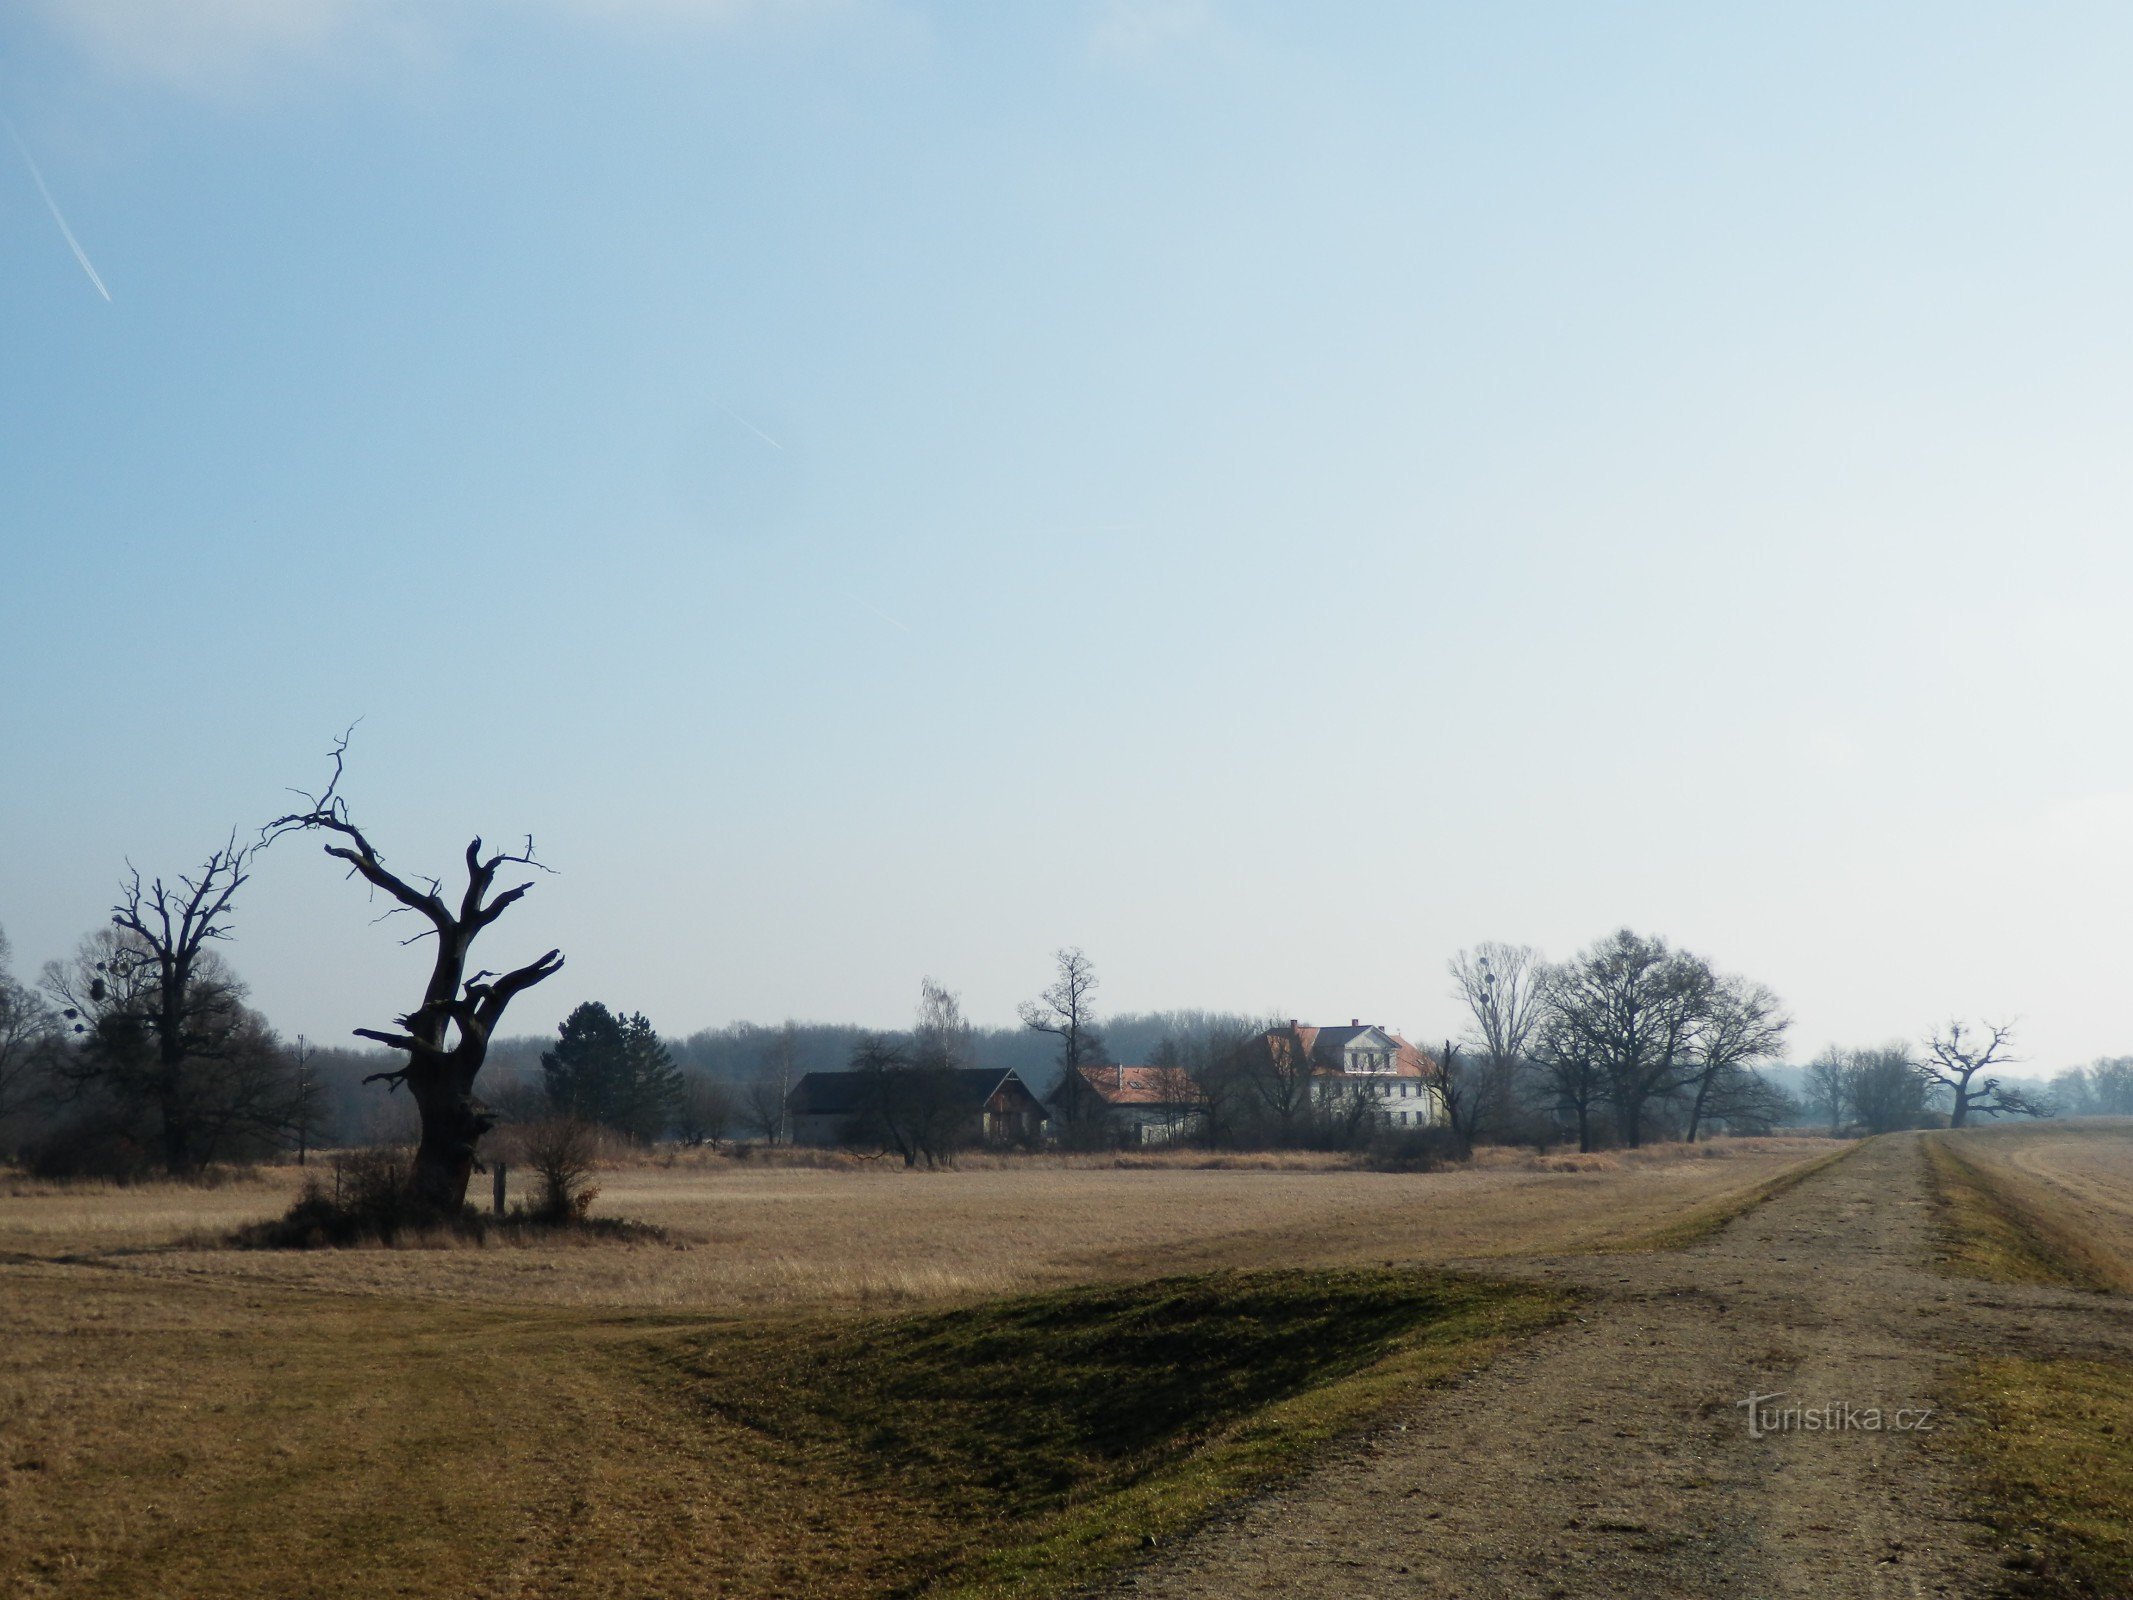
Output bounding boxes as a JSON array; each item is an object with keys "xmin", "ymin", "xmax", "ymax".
[{"xmin": 1072, "ymin": 1064, "xmax": 1196, "ymax": 1105}]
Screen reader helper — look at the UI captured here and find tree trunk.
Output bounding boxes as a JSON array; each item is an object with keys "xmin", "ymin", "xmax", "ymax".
[
  {"xmin": 157, "ymin": 1051, "xmax": 198, "ymax": 1176},
  {"xmin": 410, "ymin": 1063, "xmax": 489, "ymax": 1212},
  {"xmin": 1576, "ymin": 1102, "xmax": 1592, "ymax": 1153},
  {"xmin": 1686, "ymin": 1075, "xmax": 1713, "ymax": 1143}
]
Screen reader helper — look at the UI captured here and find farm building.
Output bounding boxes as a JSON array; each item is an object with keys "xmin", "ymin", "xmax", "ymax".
[
  {"xmin": 786, "ymin": 1066, "xmax": 1046, "ymax": 1149},
  {"xmin": 1061, "ymin": 1063, "xmax": 1208, "ymax": 1146}
]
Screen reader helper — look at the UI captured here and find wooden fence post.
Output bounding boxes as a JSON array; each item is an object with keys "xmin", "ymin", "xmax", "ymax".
[{"xmin": 493, "ymin": 1162, "xmax": 508, "ymax": 1217}]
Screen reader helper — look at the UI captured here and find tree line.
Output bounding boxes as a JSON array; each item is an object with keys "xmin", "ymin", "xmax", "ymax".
[{"xmin": 0, "ymin": 743, "xmax": 2095, "ymax": 1190}]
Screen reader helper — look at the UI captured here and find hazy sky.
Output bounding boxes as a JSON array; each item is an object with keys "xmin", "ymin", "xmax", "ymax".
[{"xmin": 5, "ymin": 2, "xmax": 2132, "ymax": 1069}]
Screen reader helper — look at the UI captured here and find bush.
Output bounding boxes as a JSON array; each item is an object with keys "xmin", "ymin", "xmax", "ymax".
[
  {"xmin": 1363, "ymin": 1125, "xmax": 1470, "ymax": 1173},
  {"xmin": 234, "ymin": 1147, "xmax": 436, "ymax": 1247},
  {"xmin": 21, "ymin": 1120, "xmax": 159, "ymax": 1182},
  {"xmin": 230, "ymin": 1133, "xmax": 654, "ymax": 1250},
  {"xmin": 519, "ymin": 1117, "xmax": 601, "ymax": 1223}
]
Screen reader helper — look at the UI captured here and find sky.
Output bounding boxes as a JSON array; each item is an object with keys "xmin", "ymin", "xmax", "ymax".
[{"xmin": 4, "ymin": 1, "xmax": 2133, "ymax": 1070}]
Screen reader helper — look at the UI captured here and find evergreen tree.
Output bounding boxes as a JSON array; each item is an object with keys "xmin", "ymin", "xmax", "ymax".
[
  {"xmin": 614, "ymin": 1011, "xmax": 684, "ymax": 1143},
  {"xmin": 539, "ymin": 1002, "xmax": 682, "ymax": 1143},
  {"xmin": 541, "ymin": 1002, "xmax": 627, "ymax": 1123}
]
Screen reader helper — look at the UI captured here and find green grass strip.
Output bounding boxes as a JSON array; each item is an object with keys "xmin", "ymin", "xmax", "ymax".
[{"xmin": 667, "ymin": 1266, "xmax": 1569, "ymax": 1599}]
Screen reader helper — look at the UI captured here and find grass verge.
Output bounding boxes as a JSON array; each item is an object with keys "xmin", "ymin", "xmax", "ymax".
[
  {"xmin": 1922, "ymin": 1135, "xmax": 2111, "ymax": 1291},
  {"xmin": 660, "ymin": 1265, "xmax": 1570, "ymax": 1599},
  {"xmin": 1927, "ymin": 1131, "xmax": 2133, "ymax": 1597},
  {"xmin": 1957, "ymin": 1357, "xmax": 2133, "ymax": 1599},
  {"xmin": 1593, "ymin": 1139, "xmax": 1859, "ymax": 1253}
]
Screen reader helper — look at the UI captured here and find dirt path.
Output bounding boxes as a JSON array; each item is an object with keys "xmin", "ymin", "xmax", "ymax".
[{"xmin": 1112, "ymin": 1134, "xmax": 2133, "ymax": 1600}]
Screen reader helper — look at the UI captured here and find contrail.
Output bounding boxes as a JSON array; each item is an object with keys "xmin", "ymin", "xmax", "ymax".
[
  {"xmin": 850, "ymin": 595, "xmax": 912, "ymax": 634},
  {"xmin": 717, "ymin": 403, "xmax": 783, "ymax": 451},
  {"xmin": 4, "ymin": 117, "xmax": 111, "ymax": 302}
]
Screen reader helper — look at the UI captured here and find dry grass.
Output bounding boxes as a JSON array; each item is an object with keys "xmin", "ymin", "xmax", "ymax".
[
  {"xmin": 1926, "ymin": 1122, "xmax": 2133, "ymax": 1599},
  {"xmin": 0, "ymin": 1134, "xmax": 1837, "ymax": 1599},
  {"xmin": 1925, "ymin": 1122, "xmax": 2133, "ymax": 1293},
  {"xmin": 0, "ymin": 1137, "xmax": 1839, "ymax": 1315},
  {"xmin": 1958, "ymin": 1355, "xmax": 2133, "ymax": 1599}
]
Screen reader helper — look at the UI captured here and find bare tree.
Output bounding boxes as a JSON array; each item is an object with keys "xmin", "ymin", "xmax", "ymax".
[
  {"xmin": 1425, "ymin": 1041, "xmax": 1484, "ymax": 1154},
  {"xmin": 741, "ymin": 1022, "xmax": 801, "ymax": 1143},
  {"xmin": 1846, "ymin": 1045, "xmax": 1931, "ymax": 1134},
  {"xmin": 1188, "ymin": 1019, "xmax": 1270, "ymax": 1149},
  {"xmin": 1144, "ymin": 1037, "xmax": 1205, "ymax": 1143},
  {"xmin": 1683, "ymin": 976, "xmax": 1789, "ymax": 1142},
  {"xmin": 0, "ymin": 926, "xmax": 55, "ymax": 1125},
  {"xmin": 1020, "ymin": 948, "xmax": 1107, "ymax": 1137},
  {"xmin": 2091, "ymin": 1058, "xmax": 2133, "ymax": 1116},
  {"xmin": 1543, "ymin": 930, "xmax": 1713, "ymax": 1148},
  {"xmin": 740, "ymin": 1075, "xmax": 786, "ymax": 1142},
  {"xmin": 1803, "ymin": 1047, "xmax": 1849, "ymax": 1137},
  {"xmin": 1530, "ymin": 1001, "xmax": 1607, "ymax": 1152},
  {"xmin": 67, "ymin": 838, "xmax": 258, "ymax": 1174},
  {"xmin": 520, "ymin": 1116, "xmax": 600, "ymax": 1222},
  {"xmin": 286, "ymin": 1035, "xmax": 327, "ymax": 1166},
  {"xmin": 267, "ymin": 740, "xmax": 564, "ymax": 1212},
  {"xmin": 43, "ymin": 915, "xmax": 291, "ymax": 1173},
  {"xmin": 1250, "ymin": 1022, "xmax": 1322, "ymax": 1146},
  {"xmin": 676, "ymin": 1073, "xmax": 737, "ymax": 1148},
  {"xmin": 1917, "ymin": 1021, "xmax": 2045, "ymax": 1127},
  {"xmin": 849, "ymin": 1032, "xmax": 965, "ymax": 1168},
  {"xmin": 915, "ymin": 978, "xmax": 975, "ymax": 1071},
  {"xmin": 1447, "ymin": 943, "xmax": 1545, "ymax": 1145}
]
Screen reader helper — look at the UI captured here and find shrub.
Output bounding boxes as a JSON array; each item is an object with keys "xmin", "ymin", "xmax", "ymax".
[
  {"xmin": 518, "ymin": 1117, "xmax": 601, "ymax": 1223},
  {"xmin": 235, "ymin": 1147, "xmax": 435, "ymax": 1247},
  {"xmin": 1363, "ymin": 1125, "xmax": 1469, "ymax": 1173},
  {"xmin": 21, "ymin": 1120, "xmax": 158, "ymax": 1182}
]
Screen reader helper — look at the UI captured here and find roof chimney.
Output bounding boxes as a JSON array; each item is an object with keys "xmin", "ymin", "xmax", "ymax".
[
  {"xmin": 1116, "ymin": 1062, "xmax": 1123, "ymax": 1090},
  {"xmin": 1289, "ymin": 1018, "xmax": 1299, "ymax": 1031},
  {"xmin": 1351, "ymin": 1017, "xmax": 1360, "ymax": 1027}
]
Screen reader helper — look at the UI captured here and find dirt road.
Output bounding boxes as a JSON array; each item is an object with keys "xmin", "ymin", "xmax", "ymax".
[{"xmin": 1114, "ymin": 1134, "xmax": 2133, "ymax": 1599}]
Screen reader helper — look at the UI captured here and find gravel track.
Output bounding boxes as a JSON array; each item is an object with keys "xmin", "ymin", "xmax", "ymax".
[{"xmin": 1110, "ymin": 1134, "xmax": 2133, "ymax": 1600}]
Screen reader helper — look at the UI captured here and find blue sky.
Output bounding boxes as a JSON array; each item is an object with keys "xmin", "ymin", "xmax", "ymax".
[{"xmin": 5, "ymin": 2, "xmax": 2133, "ymax": 1068}]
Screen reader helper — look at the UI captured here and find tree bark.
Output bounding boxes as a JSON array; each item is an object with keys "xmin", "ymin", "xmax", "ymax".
[{"xmin": 409, "ymin": 1062, "xmax": 490, "ymax": 1211}]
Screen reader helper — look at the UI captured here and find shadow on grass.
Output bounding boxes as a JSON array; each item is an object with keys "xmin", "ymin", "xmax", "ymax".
[{"xmin": 667, "ymin": 1266, "xmax": 1569, "ymax": 1598}]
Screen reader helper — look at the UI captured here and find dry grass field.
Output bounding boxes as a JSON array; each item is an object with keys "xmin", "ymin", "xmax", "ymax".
[
  {"xmin": 0, "ymin": 1136, "xmax": 1837, "ymax": 1599},
  {"xmin": 0, "ymin": 1136, "xmax": 1838, "ymax": 1314},
  {"xmin": 1926, "ymin": 1117, "xmax": 2133, "ymax": 1292},
  {"xmin": 1928, "ymin": 1120, "xmax": 2133, "ymax": 1599}
]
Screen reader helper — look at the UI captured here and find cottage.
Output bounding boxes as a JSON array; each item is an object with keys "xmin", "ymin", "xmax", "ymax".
[
  {"xmin": 1059, "ymin": 1063, "xmax": 1207, "ymax": 1146},
  {"xmin": 786, "ymin": 1066, "xmax": 1046, "ymax": 1149}
]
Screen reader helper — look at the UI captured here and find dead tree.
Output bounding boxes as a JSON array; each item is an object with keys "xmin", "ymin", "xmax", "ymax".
[
  {"xmin": 1917, "ymin": 1021, "xmax": 2044, "ymax": 1128},
  {"xmin": 268, "ymin": 741, "xmax": 563, "ymax": 1212}
]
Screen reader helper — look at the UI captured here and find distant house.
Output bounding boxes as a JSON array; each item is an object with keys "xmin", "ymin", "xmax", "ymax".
[
  {"xmin": 1058, "ymin": 1063, "xmax": 1206, "ymax": 1146},
  {"xmin": 1261, "ymin": 1020, "xmax": 1441, "ymax": 1127},
  {"xmin": 786, "ymin": 1066, "xmax": 1046, "ymax": 1149}
]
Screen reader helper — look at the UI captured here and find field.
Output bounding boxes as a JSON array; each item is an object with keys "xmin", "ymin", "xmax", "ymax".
[
  {"xmin": 0, "ymin": 1138, "xmax": 1837, "ymax": 1314},
  {"xmin": 1925, "ymin": 1119, "xmax": 2133, "ymax": 1292},
  {"xmin": 15, "ymin": 1127, "xmax": 2128, "ymax": 1600},
  {"xmin": 1925, "ymin": 1120, "xmax": 2133, "ymax": 1598},
  {"xmin": 0, "ymin": 1138, "xmax": 1831, "ymax": 1598}
]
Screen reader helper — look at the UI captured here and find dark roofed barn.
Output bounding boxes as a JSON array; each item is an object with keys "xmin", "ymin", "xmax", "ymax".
[{"xmin": 787, "ymin": 1066, "xmax": 1045, "ymax": 1150}]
